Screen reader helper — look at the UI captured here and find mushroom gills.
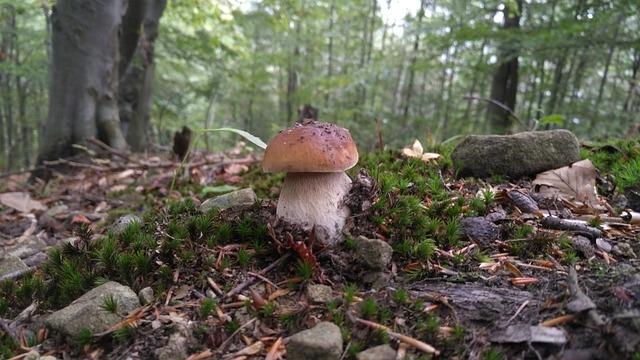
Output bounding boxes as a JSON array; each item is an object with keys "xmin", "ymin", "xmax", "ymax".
[{"xmin": 276, "ymin": 172, "xmax": 352, "ymax": 246}]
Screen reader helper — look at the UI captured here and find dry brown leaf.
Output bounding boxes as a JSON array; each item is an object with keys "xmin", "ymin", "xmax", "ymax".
[
  {"xmin": 0, "ymin": 192, "xmax": 46, "ymax": 213},
  {"xmin": 401, "ymin": 140, "xmax": 441, "ymax": 163},
  {"xmin": 532, "ymin": 160, "xmax": 598, "ymax": 204}
]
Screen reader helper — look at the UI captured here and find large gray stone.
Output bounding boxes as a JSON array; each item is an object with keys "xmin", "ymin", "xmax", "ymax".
[
  {"xmin": 45, "ymin": 281, "xmax": 140, "ymax": 337},
  {"xmin": 306, "ymin": 284, "xmax": 335, "ymax": 303},
  {"xmin": 200, "ymin": 188, "xmax": 256, "ymax": 213},
  {"xmin": 356, "ymin": 344, "xmax": 396, "ymax": 360},
  {"xmin": 451, "ymin": 130, "xmax": 581, "ymax": 178},
  {"xmin": 287, "ymin": 321, "xmax": 343, "ymax": 360},
  {"xmin": 0, "ymin": 254, "xmax": 28, "ymax": 277},
  {"xmin": 355, "ymin": 236, "xmax": 393, "ymax": 270},
  {"xmin": 112, "ymin": 214, "xmax": 142, "ymax": 235}
]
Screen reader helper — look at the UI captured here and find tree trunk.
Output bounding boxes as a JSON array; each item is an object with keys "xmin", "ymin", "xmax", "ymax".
[
  {"xmin": 401, "ymin": 0, "xmax": 427, "ymax": 120},
  {"xmin": 486, "ymin": 0, "xmax": 522, "ymax": 134},
  {"xmin": 623, "ymin": 49, "xmax": 639, "ymax": 112},
  {"xmin": 324, "ymin": 2, "xmax": 335, "ymax": 107},
  {"xmin": 119, "ymin": 0, "xmax": 167, "ymax": 152},
  {"xmin": 36, "ymin": 0, "xmax": 128, "ymax": 169}
]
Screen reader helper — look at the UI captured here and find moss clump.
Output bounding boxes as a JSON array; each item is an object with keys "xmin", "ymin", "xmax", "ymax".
[{"xmin": 581, "ymin": 139, "xmax": 640, "ymax": 190}]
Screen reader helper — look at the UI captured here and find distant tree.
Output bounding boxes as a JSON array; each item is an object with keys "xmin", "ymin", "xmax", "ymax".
[
  {"xmin": 486, "ymin": 0, "xmax": 522, "ymax": 134},
  {"xmin": 35, "ymin": 0, "xmax": 166, "ymax": 174}
]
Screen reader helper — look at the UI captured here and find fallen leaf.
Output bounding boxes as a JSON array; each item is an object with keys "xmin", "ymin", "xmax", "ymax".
[
  {"xmin": 401, "ymin": 140, "xmax": 441, "ymax": 163},
  {"xmin": 0, "ymin": 192, "xmax": 46, "ymax": 213},
  {"xmin": 532, "ymin": 160, "xmax": 598, "ymax": 204}
]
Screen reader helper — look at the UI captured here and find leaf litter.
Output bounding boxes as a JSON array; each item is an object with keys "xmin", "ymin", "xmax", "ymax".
[{"xmin": 0, "ymin": 141, "xmax": 639, "ymax": 359}]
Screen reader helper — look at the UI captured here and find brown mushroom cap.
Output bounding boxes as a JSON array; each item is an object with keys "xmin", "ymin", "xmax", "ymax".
[{"xmin": 262, "ymin": 121, "xmax": 359, "ymax": 173}]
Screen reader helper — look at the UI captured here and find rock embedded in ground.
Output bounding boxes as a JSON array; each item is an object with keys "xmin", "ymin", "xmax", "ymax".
[
  {"xmin": 355, "ymin": 236, "xmax": 393, "ymax": 270},
  {"xmin": 356, "ymin": 344, "xmax": 396, "ymax": 360},
  {"xmin": 7, "ymin": 235, "xmax": 48, "ymax": 259},
  {"xmin": 460, "ymin": 217, "xmax": 501, "ymax": 247},
  {"xmin": 155, "ymin": 319, "xmax": 192, "ymax": 360},
  {"xmin": 45, "ymin": 281, "xmax": 140, "ymax": 337},
  {"xmin": 138, "ymin": 287, "xmax": 154, "ymax": 305},
  {"xmin": 200, "ymin": 188, "xmax": 257, "ymax": 212},
  {"xmin": 287, "ymin": 321, "xmax": 343, "ymax": 360},
  {"xmin": 306, "ymin": 284, "xmax": 335, "ymax": 303},
  {"xmin": 451, "ymin": 130, "xmax": 581, "ymax": 178},
  {"xmin": 0, "ymin": 254, "xmax": 28, "ymax": 278},
  {"xmin": 112, "ymin": 214, "xmax": 142, "ymax": 234}
]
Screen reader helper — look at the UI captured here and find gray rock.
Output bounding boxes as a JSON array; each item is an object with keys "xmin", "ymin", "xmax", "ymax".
[
  {"xmin": 155, "ymin": 320, "xmax": 192, "ymax": 360},
  {"xmin": 452, "ymin": 130, "xmax": 581, "ymax": 178},
  {"xmin": 306, "ymin": 284, "xmax": 334, "ymax": 303},
  {"xmin": 287, "ymin": 322, "xmax": 343, "ymax": 360},
  {"xmin": 0, "ymin": 254, "xmax": 28, "ymax": 277},
  {"xmin": 460, "ymin": 217, "xmax": 501, "ymax": 247},
  {"xmin": 355, "ymin": 236, "xmax": 393, "ymax": 270},
  {"xmin": 356, "ymin": 344, "xmax": 396, "ymax": 360},
  {"xmin": 40, "ymin": 356, "xmax": 60, "ymax": 360},
  {"xmin": 112, "ymin": 214, "xmax": 142, "ymax": 235},
  {"xmin": 45, "ymin": 281, "xmax": 140, "ymax": 337},
  {"xmin": 361, "ymin": 271, "xmax": 392, "ymax": 290},
  {"xmin": 8, "ymin": 235, "xmax": 48, "ymax": 259},
  {"xmin": 139, "ymin": 287, "xmax": 154, "ymax": 305},
  {"xmin": 200, "ymin": 188, "xmax": 257, "ymax": 213}
]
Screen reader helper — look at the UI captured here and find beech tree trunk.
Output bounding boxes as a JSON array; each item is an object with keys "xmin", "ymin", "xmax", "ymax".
[
  {"xmin": 36, "ymin": 0, "xmax": 127, "ymax": 167},
  {"xmin": 486, "ymin": 0, "xmax": 522, "ymax": 133},
  {"xmin": 119, "ymin": 0, "xmax": 167, "ymax": 152}
]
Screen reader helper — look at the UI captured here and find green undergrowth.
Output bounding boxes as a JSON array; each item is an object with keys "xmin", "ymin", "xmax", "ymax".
[
  {"xmin": 0, "ymin": 198, "xmax": 274, "ymax": 319},
  {"xmin": 352, "ymin": 150, "xmax": 491, "ymax": 278},
  {"xmin": 581, "ymin": 138, "xmax": 640, "ymax": 190}
]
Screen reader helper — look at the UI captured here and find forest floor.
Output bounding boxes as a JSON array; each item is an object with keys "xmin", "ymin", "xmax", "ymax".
[{"xmin": 0, "ymin": 137, "xmax": 639, "ymax": 360}]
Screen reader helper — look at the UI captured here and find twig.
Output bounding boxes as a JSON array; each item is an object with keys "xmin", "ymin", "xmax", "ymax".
[
  {"xmin": 215, "ymin": 317, "xmax": 257, "ymax": 354},
  {"xmin": 347, "ymin": 312, "xmax": 439, "ymax": 355},
  {"xmin": 463, "ymin": 95, "xmax": 521, "ymax": 124},
  {"xmin": 86, "ymin": 137, "xmax": 130, "ymax": 161},
  {"xmin": 540, "ymin": 216, "xmax": 602, "ymax": 240},
  {"xmin": 224, "ymin": 253, "xmax": 290, "ymax": 300},
  {"xmin": 505, "ymin": 300, "xmax": 530, "ymax": 326},
  {"xmin": 247, "ymin": 271, "xmax": 280, "ymax": 289}
]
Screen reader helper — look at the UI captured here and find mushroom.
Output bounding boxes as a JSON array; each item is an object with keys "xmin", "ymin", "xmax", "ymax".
[{"xmin": 262, "ymin": 121, "xmax": 359, "ymax": 246}]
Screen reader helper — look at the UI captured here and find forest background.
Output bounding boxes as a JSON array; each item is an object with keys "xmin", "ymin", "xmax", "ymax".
[{"xmin": 0, "ymin": 0, "xmax": 638, "ymax": 172}]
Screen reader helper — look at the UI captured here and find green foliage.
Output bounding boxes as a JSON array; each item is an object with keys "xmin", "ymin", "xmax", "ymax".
[
  {"xmin": 200, "ymin": 298, "xmax": 217, "ymax": 318},
  {"xmin": 359, "ymin": 297, "xmax": 378, "ymax": 319},
  {"xmin": 100, "ymin": 295, "xmax": 119, "ymax": 314}
]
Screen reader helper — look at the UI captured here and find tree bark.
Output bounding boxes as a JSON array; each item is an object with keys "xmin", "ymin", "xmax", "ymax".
[
  {"xmin": 401, "ymin": 0, "xmax": 427, "ymax": 120},
  {"xmin": 486, "ymin": 0, "xmax": 522, "ymax": 134},
  {"xmin": 36, "ymin": 0, "xmax": 128, "ymax": 169},
  {"xmin": 119, "ymin": 0, "xmax": 167, "ymax": 152},
  {"xmin": 623, "ymin": 49, "xmax": 639, "ymax": 112}
]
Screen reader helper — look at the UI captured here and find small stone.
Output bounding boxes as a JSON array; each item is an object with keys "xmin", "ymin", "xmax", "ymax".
[
  {"xmin": 361, "ymin": 271, "xmax": 391, "ymax": 290},
  {"xmin": 205, "ymin": 289, "xmax": 217, "ymax": 299},
  {"xmin": 571, "ymin": 236, "xmax": 595, "ymax": 258},
  {"xmin": 139, "ymin": 287, "xmax": 154, "ymax": 305},
  {"xmin": 156, "ymin": 332, "xmax": 188, "ymax": 360},
  {"xmin": 24, "ymin": 350, "xmax": 40, "ymax": 360},
  {"xmin": 45, "ymin": 281, "xmax": 140, "ymax": 337},
  {"xmin": 356, "ymin": 344, "xmax": 397, "ymax": 360},
  {"xmin": 355, "ymin": 236, "xmax": 393, "ymax": 270},
  {"xmin": 460, "ymin": 217, "xmax": 501, "ymax": 247},
  {"xmin": 151, "ymin": 320, "xmax": 162, "ymax": 330},
  {"xmin": 200, "ymin": 188, "xmax": 257, "ymax": 213},
  {"xmin": 46, "ymin": 204, "xmax": 69, "ymax": 217},
  {"xmin": 613, "ymin": 243, "xmax": 636, "ymax": 258},
  {"xmin": 287, "ymin": 321, "xmax": 343, "ymax": 360},
  {"xmin": 155, "ymin": 319, "xmax": 192, "ymax": 360},
  {"xmin": 452, "ymin": 130, "xmax": 581, "ymax": 178},
  {"xmin": 0, "ymin": 254, "xmax": 28, "ymax": 278},
  {"xmin": 112, "ymin": 214, "xmax": 142, "ymax": 235},
  {"xmin": 40, "ymin": 356, "xmax": 59, "ymax": 360},
  {"xmin": 8, "ymin": 235, "xmax": 48, "ymax": 259},
  {"xmin": 306, "ymin": 284, "xmax": 334, "ymax": 303}
]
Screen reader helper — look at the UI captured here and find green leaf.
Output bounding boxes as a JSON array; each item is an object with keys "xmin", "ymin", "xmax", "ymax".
[
  {"xmin": 539, "ymin": 114, "xmax": 565, "ymax": 126},
  {"xmin": 201, "ymin": 185, "xmax": 239, "ymax": 196},
  {"xmin": 199, "ymin": 127, "xmax": 267, "ymax": 149}
]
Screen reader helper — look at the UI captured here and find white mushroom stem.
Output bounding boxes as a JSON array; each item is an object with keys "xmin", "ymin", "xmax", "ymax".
[{"xmin": 277, "ymin": 172, "xmax": 352, "ymax": 246}]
